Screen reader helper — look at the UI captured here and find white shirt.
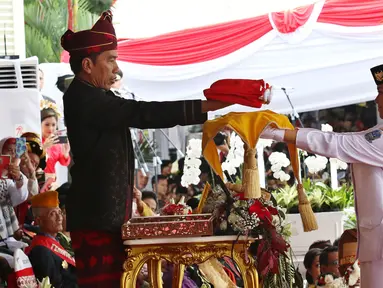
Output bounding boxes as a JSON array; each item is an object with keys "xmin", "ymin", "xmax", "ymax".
[
  {"xmin": 6, "ymin": 178, "xmax": 28, "ymax": 207},
  {"xmin": 296, "ymin": 124, "xmax": 383, "ymax": 262}
]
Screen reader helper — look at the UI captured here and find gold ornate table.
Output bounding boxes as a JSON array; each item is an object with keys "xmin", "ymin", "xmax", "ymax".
[{"xmin": 121, "ymin": 235, "xmax": 259, "ymax": 288}]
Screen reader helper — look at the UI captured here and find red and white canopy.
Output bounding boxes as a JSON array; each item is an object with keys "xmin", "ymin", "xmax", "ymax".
[{"xmin": 59, "ymin": 0, "xmax": 383, "ymax": 115}]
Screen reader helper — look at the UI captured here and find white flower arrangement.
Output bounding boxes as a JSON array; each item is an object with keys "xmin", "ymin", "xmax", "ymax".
[
  {"xmin": 269, "ymin": 152, "xmax": 291, "ymax": 181},
  {"xmin": 330, "ymin": 158, "xmax": 348, "ymax": 170},
  {"xmin": 222, "ymin": 132, "xmax": 244, "ymax": 175},
  {"xmin": 181, "ymin": 138, "xmax": 202, "ymax": 187},
  {"xmin": 304, "ymin": 155, "xmax": 328, "ymax": 174},
  {"xmin": 256, "ymin": 138, "xmax": 273, "ymax": 150},
  {"xmin": 321, "ymin": 123, "xmax": 348, "ymax": 171}
]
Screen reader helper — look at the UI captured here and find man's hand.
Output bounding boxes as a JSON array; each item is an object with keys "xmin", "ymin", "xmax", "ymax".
[
  {"xmin": 201, "ymin": 100, "xmax": 232, "ymax": 113},
  {"xmin": 8, "ymin": 164, "xmax": 21, "ymax": 181},
  {"xmin": 21, "ymin": 153, "xmax": 36, "ymax": 179},
  {"xmin": 133, "ymin": 186, "xmax": 142, "ymax": 201},
  {"xmin": 13, "ymin": 229, "xmax": 24, "ymax": 241},
  {"xmin": 133, "ymin": 186, "xmax": 145, "ymax": 213},
  {"xmin": 260, "ymin": 126, "xmax": 298, "ymax": 144}
]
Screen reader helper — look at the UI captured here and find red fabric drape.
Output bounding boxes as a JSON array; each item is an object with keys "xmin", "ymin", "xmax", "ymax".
[
  {"xmin": 117, "ymin": 15, "xmax": 272, "ymax": 65},
  {"xmin": 318, "ymin": 0, "xmax": 383, "ymax": 26},
  {"xmin": 270, "ymin": 4, "xmax": 315, "ymax": 33},
  {"xmin": 60, "ymin": 0, "xmax": 383, "ymax": 65}
]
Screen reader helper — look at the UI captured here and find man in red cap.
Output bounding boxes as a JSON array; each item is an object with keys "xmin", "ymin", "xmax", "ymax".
[{"xmin": 61, "ymin": 10, "xmax": 231, "ymax": 287}]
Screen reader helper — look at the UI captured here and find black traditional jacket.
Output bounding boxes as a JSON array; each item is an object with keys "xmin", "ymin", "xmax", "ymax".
[{"xmin": 63, "ymin": 78, "xmax": 207, "ymax": 232}]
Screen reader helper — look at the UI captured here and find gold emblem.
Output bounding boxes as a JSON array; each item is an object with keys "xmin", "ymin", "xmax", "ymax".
[
  {"xmin": 62, "ymin": 260, "xmax": 68, "ymax": 269},
  {"xmin": 375, "ymin": 70, "xmax": 383, "ymax": 82}
]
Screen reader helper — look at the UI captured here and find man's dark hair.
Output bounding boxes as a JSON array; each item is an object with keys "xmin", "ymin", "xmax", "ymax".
[
  {"xmin": 333, "ymin": 237, "xmax": 340, "ymax": 247},
  {"xmin": 304, "ymin": 248, "xmax": 322, "ymax": 284},
  {"xmin": 213, "ymin": 132, "xmax": 226, "ymax": 146},
  {"xmin": 176, "ymin": 185, "xmax": 188, "ymax": 195},
  {"xmin": 186, "ymin": 198, "xmax": 199, "ymax": 209},
  {"xmin": 151, "ymin": 174, "xmax": 168, "ymax": 185},
  {"xmin": 160, "ymin": 160, "xmax": 172, "ymax": 171},
  {"xmin": 309, "ymin": 240, "xmax": 332, "ymax": 250},
  {"xmin": 69, "ymin": 52, "xmax": 101, "ymax": 75},
  {"xmin": 142, "ymin": 191, "xmax": 157, "ymax": 202},
  {"xmin": 319, "ymin": 246, "xmax": 338, "ymax": 266}
]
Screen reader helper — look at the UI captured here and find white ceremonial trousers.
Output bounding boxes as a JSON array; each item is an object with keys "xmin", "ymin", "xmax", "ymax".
[{"xmin": 296, "ymin": 124, "xmax": 383, "ymax": 288}]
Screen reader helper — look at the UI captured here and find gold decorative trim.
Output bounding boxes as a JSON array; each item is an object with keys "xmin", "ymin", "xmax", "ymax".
[
  {"xmin": 69, "ymin": 41, "xmax": 115, "ymax": 51},
  {"xmin": 90, "ymin": 31, "xmax": 117, "ymax": 39}
]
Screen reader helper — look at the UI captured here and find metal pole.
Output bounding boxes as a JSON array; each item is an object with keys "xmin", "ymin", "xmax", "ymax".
[
  {"xmin": 158, "ymin": 128, "xmax": 185, "ymax": 158},
  {"xmin": 153, "ymin": 129, "xmax": 158, "ymax": 193},
  {"xmin": 138, "ymin": 129, "xmax": 162, "ymax": 166}
]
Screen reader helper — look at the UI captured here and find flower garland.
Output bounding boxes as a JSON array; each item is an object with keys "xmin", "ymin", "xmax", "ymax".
[
  {"xmin": 344, "ymin": 261, "xmax": 360, "ymax": 287},
  {"xmin": 181, "ymin": 138, "xmax": 202, "ymax": 187},
  {"xmin": 316, "ymin": 261, "xmax": 360, "ymax": 288},
  {"xmin": 316, "ymin": 274, "xmax": 348, "ymax": 288},
  {"xmin": 269, "ymin": 152, "xmax": 291, "ymax": 181}
]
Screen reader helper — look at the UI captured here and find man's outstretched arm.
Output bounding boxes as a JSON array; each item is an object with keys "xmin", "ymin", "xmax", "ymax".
[{"xmin": 261, "ymin": 126, "xmax": 383, "ymax": 167}]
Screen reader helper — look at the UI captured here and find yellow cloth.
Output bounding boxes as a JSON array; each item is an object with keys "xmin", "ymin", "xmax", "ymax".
[
  {"xmin": 202, "ymin": 110, "xmax": 300, "ymax": 181},
  {"xmin": 138, "ymin": 201, "xmax": 155, "ymax": 217},
  {"xmin": 198, "ymin": 258, "xmax": 237, "ymax": 288},
  {"xmin": 31, "ymin": 190, "xmax": 59, "ymax": 208}
]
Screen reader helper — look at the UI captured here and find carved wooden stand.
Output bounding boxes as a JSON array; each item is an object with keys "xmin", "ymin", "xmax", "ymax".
[{"xmin": 121, "ymin": 236, "xmax": 259, "ymax": 288}]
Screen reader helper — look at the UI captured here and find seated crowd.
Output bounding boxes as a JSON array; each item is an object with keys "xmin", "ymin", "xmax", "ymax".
[{"xmin": 304, "ymin": 229, "xmax": 360, "ymax": 287}]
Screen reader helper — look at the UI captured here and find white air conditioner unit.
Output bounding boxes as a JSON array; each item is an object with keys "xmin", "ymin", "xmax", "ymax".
[{"xmin": 0, "ymin": 56, "xmax": 40, "ymax": 138}]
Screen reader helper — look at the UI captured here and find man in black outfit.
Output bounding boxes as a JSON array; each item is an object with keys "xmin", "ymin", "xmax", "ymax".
[{"xmin": 61, "ymin": 10, "xmax": 231, "ymax": 287}]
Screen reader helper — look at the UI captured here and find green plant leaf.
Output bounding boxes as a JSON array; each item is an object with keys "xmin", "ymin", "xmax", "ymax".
[{"xmin": 78, "ymin": 0, "xmax": 114, "ymax": 15}]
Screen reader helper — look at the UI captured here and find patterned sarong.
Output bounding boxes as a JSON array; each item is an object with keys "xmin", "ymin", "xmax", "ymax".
[{"xmin": 71, "ymin": 230, "xmax": 125, "ymax": 288}]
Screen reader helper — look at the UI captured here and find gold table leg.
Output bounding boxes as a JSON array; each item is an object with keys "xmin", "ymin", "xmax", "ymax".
[
  {"xmin": 147, "ymin": 259, "xmax": 163, "ymax": 288},
  {"xmin": 172, "ymin": 263, "xmax": 185, "ymax": 288}
]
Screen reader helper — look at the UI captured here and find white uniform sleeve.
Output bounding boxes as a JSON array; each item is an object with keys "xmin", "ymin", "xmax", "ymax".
[
  {"xmin": 296, "ymin": 127, "xmax": 383, "ymax": 166},
  {"xmin": 27, "ymin": 178, "xmax": 39, "ymax": 196},
  {"xmin": 7, "ymin": 177, "xmax": 29, "ymax": 207}
]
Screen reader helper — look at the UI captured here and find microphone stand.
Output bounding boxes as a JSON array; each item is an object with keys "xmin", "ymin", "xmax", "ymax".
[
  {"xmin": 131, "ymin": 129, "xmax": 149, "ymax": 174},
  {"xmin": 281, "ymin": 88, "xmax": 306, "ymax": 179},
  {"xmin": 281, "ymin": 88, "xmax": 304, "ymax": 128}
]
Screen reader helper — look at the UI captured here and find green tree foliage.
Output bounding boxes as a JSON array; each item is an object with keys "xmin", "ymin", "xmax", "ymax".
[{"xmin": 24, "ymin": 0, "xmax": 114, "ymax": 63}]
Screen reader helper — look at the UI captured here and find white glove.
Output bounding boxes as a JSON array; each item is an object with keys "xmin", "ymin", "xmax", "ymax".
[{"xmin": 260, "ymin": 126, "xmax": 285, "ymax": 142}]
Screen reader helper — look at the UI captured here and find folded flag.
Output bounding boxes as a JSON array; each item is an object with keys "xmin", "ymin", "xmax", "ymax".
[{"xmin": 203, "ymin": 79, "xmax": 273, "ymax": 108}]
